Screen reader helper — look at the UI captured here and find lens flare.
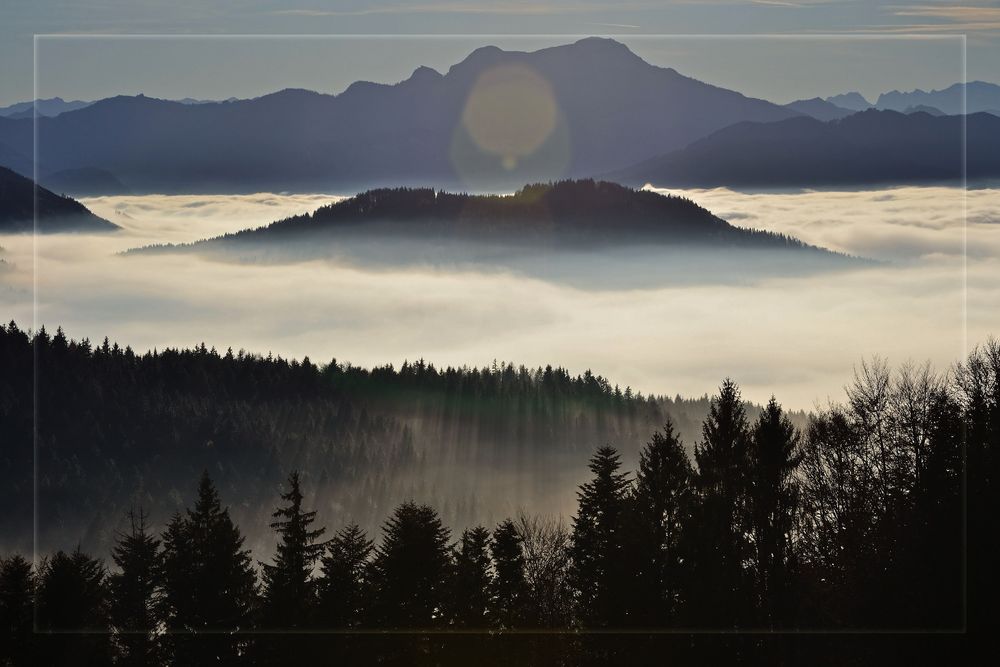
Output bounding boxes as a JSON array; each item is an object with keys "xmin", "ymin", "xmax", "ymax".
[{"xmin": 460, "ymin": 64, "xmax": 558, "ymax": 168}]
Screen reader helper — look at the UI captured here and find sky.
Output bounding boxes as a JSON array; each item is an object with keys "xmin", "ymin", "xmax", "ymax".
[{"xmin": 2, "ymin": 1, "xmax": 999, "ymax": 107}]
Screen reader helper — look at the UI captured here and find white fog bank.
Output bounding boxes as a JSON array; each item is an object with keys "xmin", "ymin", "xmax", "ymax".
[{"xmin": 1, "ymin": 186, "xmax": 996, "ymax": 410}]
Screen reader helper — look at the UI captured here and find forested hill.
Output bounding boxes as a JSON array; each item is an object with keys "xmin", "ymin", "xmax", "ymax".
[
  {"xmin": 0, "ymin": 166, "xmax": 118, "ymax": 233},
  {"xmin": 1, "ymin": 322, "xmax": 791, "ymax": 558},
  {"xmin": 145, "ymin": 180, "xmax": 832, "ymax": 253}
]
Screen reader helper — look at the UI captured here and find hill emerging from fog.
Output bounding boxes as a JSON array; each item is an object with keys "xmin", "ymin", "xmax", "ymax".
[
  {"xmin": 0, "ymin": 166, "xmax": 118, "ymax": 233},
  {"xmin": 145, "ymin": 180, "xmax": 838, "ymax": 255}
]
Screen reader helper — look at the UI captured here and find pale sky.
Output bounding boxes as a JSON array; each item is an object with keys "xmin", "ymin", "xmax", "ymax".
[{"xmin": 2, "ymin": 1, "xmax": 999, "ymax": 107}]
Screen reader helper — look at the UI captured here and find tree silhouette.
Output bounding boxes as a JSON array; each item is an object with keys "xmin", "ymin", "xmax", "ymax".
[
  {"xmin": 629, "ymin": 421, "xmax": 693, "ymax": 625},
  {"xmin": 687, "ymin": 379, "xmax": 753, "ymax": 627},
  {"xmin": 569, "ymin": 446, "xmax": 631, "ymax": 627},
  {"xmin": 449, "ymin": 526, "xmax": 493, "ymax": 628},
  {"xmin": 35, "ymin": 548, "xmax": 111, "ymax": 666},
  {"xmin": 161, "ymin": 472, "xmax": 256, "ymax": 666},
  {"xmin": 489, "ymin": 519, "xmax": 528, "ymax": 628},
  {"xmin": 747, "ymin": 398, "xmax": 801, "ymax": 626},
  {"xmin": 109, "ymin": 508, "xmax": 164, "ymax": 666},
  {"xmin": 316, "ymin": 523, "xmax": 374, "ymax": 629},
  {"xmin": 260, "ymin": 472, "xmax": 328, "ymax": 629},
  {"xmin": 369, "ymin": 501, "xmax": 452, "ymax": 628},
  {"xmin": 0, "ymin": 555, "xmax": 34, "ymax": 667}
]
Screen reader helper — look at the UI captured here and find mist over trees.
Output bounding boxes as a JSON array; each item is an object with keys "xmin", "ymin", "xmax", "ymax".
[
  {"xmin": 1, "ymin": 320, "xmax": 800, "ymax": 560},
  {"xmin": 1, "ymin": 330, "xmax": 992, "ymax": 665}
]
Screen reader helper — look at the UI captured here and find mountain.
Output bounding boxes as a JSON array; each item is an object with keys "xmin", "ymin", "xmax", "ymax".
[
  {"xmin": 0, "ymin": 97, "xmax": 92, "ymax": 118},
  {"xmin": 0, "ymin": 166, "xmax": 119, "ymax": 233},
  {"xmin": 0, "ymin": 38, "xmax": 798, "ymax": 194},
  {"xmin": 784, "ymin": 97, "xmax": 855, "ymax": 121},
  {"xmin": 41, "ymin": 166, "xmax": 131, "ymax": 197},
  {"xmin": 607, "ymin": 110, "xmax": 1000, "ymax": 189},
  {"xmin": 904, "ymin": 104, "xmax": 944, "ymax": 116},
  {"xmin": 875, "ymin": 81, "xmax": 1000, "ymax": 115},
  {"xmin": 825, "ymin": 92, "xmax": 872, "ymax": 111}
]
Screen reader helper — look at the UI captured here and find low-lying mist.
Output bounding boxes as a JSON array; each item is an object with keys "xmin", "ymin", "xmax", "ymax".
[{"xmin": 1, "ymin": 186, "xmax": 992, "ymax": 409}]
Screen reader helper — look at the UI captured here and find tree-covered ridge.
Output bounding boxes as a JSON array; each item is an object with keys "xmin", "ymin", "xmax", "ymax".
[
  {"xmin": 2, "ymin": 338, "xmax": 993, "ymax": 666},
  {"xmin": 0, "ymin": 165, "xmax": 118, "ymax": 233},
  {"xmin": 1, "ymin": 321, "xmax": 687, "ymax": 558},
  {"xmin": 141, "ymin": 180, "xmax": 835, "ymax": 254}
]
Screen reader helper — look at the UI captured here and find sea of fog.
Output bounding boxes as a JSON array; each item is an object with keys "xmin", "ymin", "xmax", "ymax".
[{"xmin": 1, "ymin": 186, "xmax": 997, "ymax": 411}]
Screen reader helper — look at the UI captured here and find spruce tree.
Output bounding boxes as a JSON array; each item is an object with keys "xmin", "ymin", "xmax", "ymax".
[
  {"xmin": 369, "ymin": 501, "xmax": 452, "ymax": 628},
  {"xmin": 569, "ymin": 446, "xmax": 631, "ymax": 627},
  {"xmin": 450, "ymin": 526, "xmax": 493, "ymax": 628},
  {"xmin": 687, "ymin": 379, "xmax": 753, "ymax": 627},
  {"xmin": 630, "ymin": 421, "xmax": 693, "ymax": 625},
  {"xmin": 36, "ymin": 548, "xmax": 111, "ymax": 665},
  {"xmin": 161, "ymin": 472, "xmax": 256, "ymax": 666},
  {"xmin": 489, "ymin": 519, "xmax": 528, "ymax": 628},
  {"xmin": 317, "ymin": 524, "xmax": 373, "ymax": 628},
  {"xmin": 109, "ymin": 508, "xmax": 164, "ymax": 666},
  {"xmin": 0, "ymin": 555, "xmax": 34, "ymax": 667},
  {"xmin": 260, "ymin": 472, "xmax": 328, "ymax": 629},
  {"xmin": 747, "ymin": 397, "xmax": 801, "ymax": 626}
]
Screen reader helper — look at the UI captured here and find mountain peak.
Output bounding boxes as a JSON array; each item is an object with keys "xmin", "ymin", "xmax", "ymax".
[{"xmin": 406, "ymin": 65, "xmax": 442, "ymax": 85}]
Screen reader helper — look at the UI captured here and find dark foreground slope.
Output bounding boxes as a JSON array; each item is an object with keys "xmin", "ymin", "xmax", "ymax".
[
  {"xmin": 0, "ymin": 166, "xmax": 118, "ymax": 233},
  {"xmin": 609, "ymin": 110, "xmax": 1000, "ymax": 188}
]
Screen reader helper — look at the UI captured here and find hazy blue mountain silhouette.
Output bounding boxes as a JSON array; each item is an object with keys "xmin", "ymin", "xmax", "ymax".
[
  {"xmin": 0, "ymin": 166, "xmax": 118, "ymax": 233},
  {"xmin": 876, "ymin": 81, "xmax": 1000, "ymax": 116},
  {"xmin": 824, "ymin": 92, "xmax": 872, "ymax": 111},
  {"xmin": 607, "ymin": 110, "xmax": 1000, "ymax": 188},
  {"xmin": 0, "ymin": 97, "xmax": 92, "ymax": 118},
  {"xmin": 904, "ymin": 105, "xmax": 944, "ymax": 116},
  {"xmin": 42, "ymin": 167, "xmax": 131, "ymax": 197},
  {"xmin": 783, "ymin": 98, "xmax": 854, "ymax": 121},
  {"xmin": 0, "ymin": 38, "xmax": 798, "ymax": 194}
]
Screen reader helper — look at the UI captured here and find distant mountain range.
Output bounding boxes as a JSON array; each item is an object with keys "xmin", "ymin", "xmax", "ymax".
[
  {"xmin": 0, "ymin": 40, "xmax": 995, "ymax": 194},
  {"xmin": 819, "ymin": 82, "xmax": 1000, "ymax": 117},
  {"xmin": 0, "ymin": 38, "xmax": 799, "ymax": 194},
  {"xmin": 875, "ymin": 81, "xmax": 1000, "ymax": 116},
  {"xmin": 0, "ymin": 166, "xmax": 118, "ymax": 233},
  {"xmin": 783, "ymin": 98, "xmax": 855, "ymax": 122},
  {"xmin": 607, "ymin": 110, "xmax": 1000, "ymax": 189},
  {"xmin": 0, "ymin": 97, "xmax": 93, "ymax": 118}
]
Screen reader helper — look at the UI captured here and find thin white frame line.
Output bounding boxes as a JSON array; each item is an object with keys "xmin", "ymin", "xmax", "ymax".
[
  {"xmin": 34, "ymin": 33, "xmax": 964, "ymax": 41},
  {"xmin": 28, "ymin": 30, "xmax": 971, "ymax": 636}
]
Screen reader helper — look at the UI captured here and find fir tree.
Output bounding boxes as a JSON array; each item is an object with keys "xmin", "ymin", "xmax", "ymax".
[
  {"xmin": 317, "ymin": 524, "xmax": 374, "ymax": 628},
  {"xmin": 161, "ymin": 472, "xmax": 256, "ymax": 666},
  {"xmin": 747, "ymin": 398, "xmax": 801, "ymax": 626},
  {"xmin": 370, "ymin": 501, "xmax": 452, "ymax": 628},
  {"xmin": 36, "ymin": 548, "xmax": 111, "ymax": 665},
  {"xmin": 569, "ymin": 446, "xmax": 631, "ymax": 627},
  {"xmin": 687, "ymin": 379, "xmax": 753, "ymax": 627},
  {"xmin": 630, "ymin": 421, "xmax": 693, "ymax": 625},
  {"xmin": 0, "ymin": 555, "xmax": 34, "ymax": 667},
  {"xmin": 260, "ymin": 472, "xmax": 328, "ymax": 629},
  {"xmin": 450, "ymin": 526, "xmax": 492, "ymax": 628},
  {"xmin": 489, "ymin": 519, "xmax": 528, "ymax": 628},
  {"xmin": 109, "ymin": 508, "xmax": 164, "ymax": 666}
]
